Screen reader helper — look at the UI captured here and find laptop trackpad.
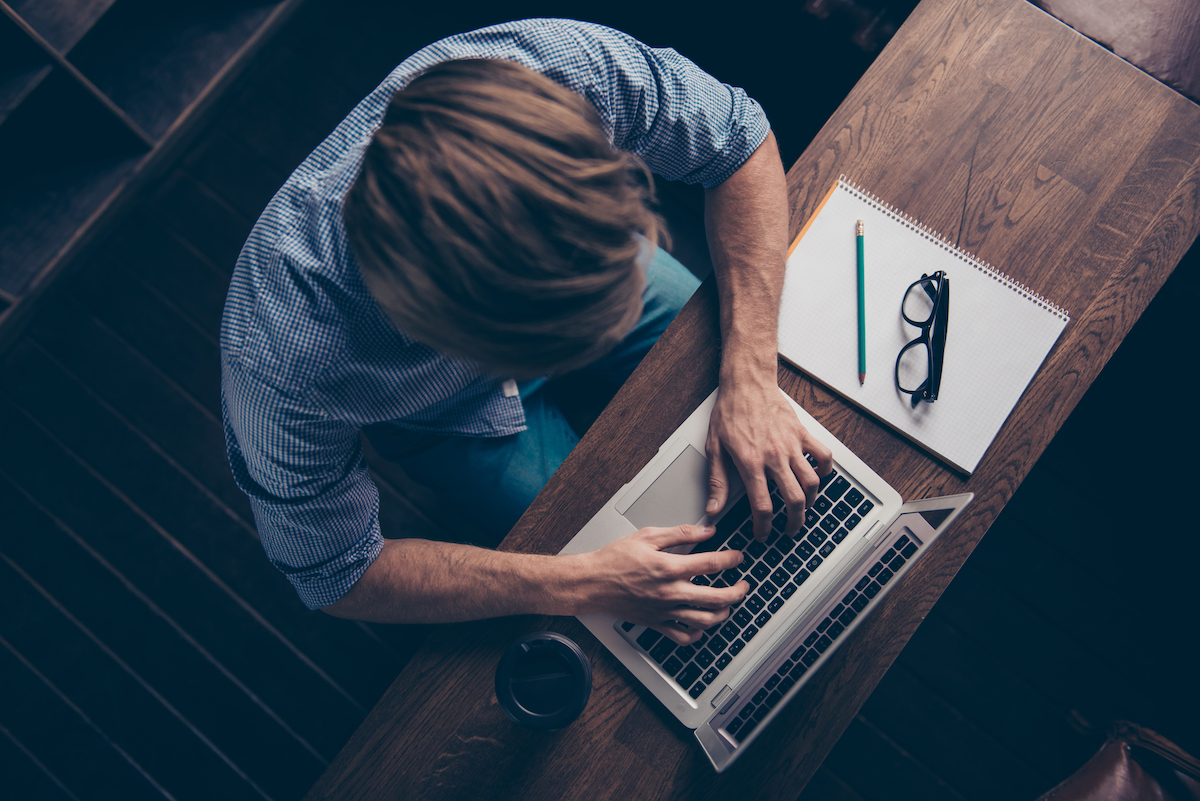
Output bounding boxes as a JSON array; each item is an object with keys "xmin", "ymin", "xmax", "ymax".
[{"xmin": 622, "ymin": 445, "xmax": 710, "ymax": 530}]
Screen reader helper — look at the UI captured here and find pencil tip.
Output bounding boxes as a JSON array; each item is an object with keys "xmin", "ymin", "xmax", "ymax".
[{"xmin": 859, "ymin": 373, "xmax": 866, "ymax": 385}]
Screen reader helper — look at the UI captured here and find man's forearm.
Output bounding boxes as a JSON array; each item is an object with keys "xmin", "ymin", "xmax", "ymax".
[
  {"xmin": 323, "ymin": 538, "xmax": 591, "ymax": 624},
  {"xmin": 703, "ymin": 130, "xmax": 790, "ymax": 383}
]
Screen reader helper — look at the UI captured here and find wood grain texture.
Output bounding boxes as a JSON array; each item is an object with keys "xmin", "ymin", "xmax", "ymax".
[{"xmin": 305, "ymin": 0, "xmax": 1200, "ymax": 798}]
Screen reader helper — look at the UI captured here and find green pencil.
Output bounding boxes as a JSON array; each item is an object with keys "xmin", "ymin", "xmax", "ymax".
[{"xmin": 856, "ymin": 219, "xmax": 866, "ymax": 384}]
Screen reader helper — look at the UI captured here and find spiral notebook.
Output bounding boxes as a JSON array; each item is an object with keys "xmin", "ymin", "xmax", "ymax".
[{"xmin": 779, "ymin": 177, "xmax": 1070, "ymax": 474}]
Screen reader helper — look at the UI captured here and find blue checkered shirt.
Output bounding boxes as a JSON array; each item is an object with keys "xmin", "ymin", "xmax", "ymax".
[{"xmin": 220, "ymin": 18, "xmax": 770, "ymax": 610}]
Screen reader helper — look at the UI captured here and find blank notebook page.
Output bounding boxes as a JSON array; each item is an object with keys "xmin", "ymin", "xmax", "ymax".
[{"xmin": 778, "ymin": 178, "xmax": 1070, "ymax": 474}]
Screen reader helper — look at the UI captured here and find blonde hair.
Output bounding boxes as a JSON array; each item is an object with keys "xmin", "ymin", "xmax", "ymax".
[{"xmin": 344, "ymin": 58, "xmax": 665, "ymax": 377}]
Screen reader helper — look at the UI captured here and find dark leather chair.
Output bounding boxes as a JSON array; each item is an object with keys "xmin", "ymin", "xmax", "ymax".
[{"xmin": 1036, "ymin": 722, "xmax": 1200, "ymax": 801}]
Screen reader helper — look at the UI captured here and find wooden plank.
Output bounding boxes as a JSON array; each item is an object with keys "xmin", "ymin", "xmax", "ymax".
[
  {"xmin": 0, "ymin": 558, "xmax": 263, "ymax": 801},
  {"xmin": 183, "ymin": 125, "xmax": 290, "ymax": 222},
  {"xmin": 0, "ymin": 340, "xmax": 403, "ymax": 713},
  {"xmin": 6, "ymin": 0, "xmax": 118, "ymax": 53},
  {"xmin": 796, "ymin": 767, "xmax": 868, "ymax": 801},
  {"xmin": 857, "ymin": 662, "xmax": 1050, "ymax": 799},
  {"xmin": 30, "ymin": 298, "xmax": 252, "ymax": 525},
  {"xmin": 894, "ymin": 612, "xmax": 1084, "ymax": 781},
  {"xmin": 0, "ymin": 638, "xmax": 164, "ymax": 801},
  {"xmin": 0, "ymin": 725, "xmax": 77, "ymax": 801},
  {"xmin": 1, "ymin": 473, "xmax": 326, "ymax": 800},
  {"xmin": 112, "ymin": 215, "xmax": 234, "ymax": 336},
  {"xmin": 143, "ymin": 169, "xmax": 252, "ymax": 275},
  {"xmin": 0, "ymin": 392, "xmax": 365, "ymax": 761},
  {"xmin": 69, "ymin": 258, "xmax": 222, "ymax": 417},
  {"xmin": 817, "ymin": 715, "xmax": 963, "ymax": 801}
]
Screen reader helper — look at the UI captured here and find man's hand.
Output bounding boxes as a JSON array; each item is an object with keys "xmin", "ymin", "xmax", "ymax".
[
  {"xmin": 705, "ymin": 382, "xmax": 832, "ymax": 541},
  {"xmin": 576, "ymin": 524, "xmax": 748, "ymax": 645},
  {"xmin": 702, "ymin": 131, "xmax": 831, "ymax": 540}
]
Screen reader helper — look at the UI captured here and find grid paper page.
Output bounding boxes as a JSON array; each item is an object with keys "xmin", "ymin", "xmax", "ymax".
[{"xmin": 778, "ymin": 180, "xmax": 1069, "ymax": 474}]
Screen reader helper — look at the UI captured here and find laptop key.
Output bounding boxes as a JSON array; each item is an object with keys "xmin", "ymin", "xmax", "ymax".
[
  {"xmin": 758, "ymin": 582, "xmax": 777, "ymax": 601},
  {"xmin": 832, "ymin": 527, "xmax": 849, "ymax": 543},
  {"xmin": 845, "ymin": 488, "xmax": 865, "ymax": 507},
  {"xmin": 733, "ymin": 608, "xmax": 753, "ymax": 627},
  {"xmin": 743, "ymin": 575, "xmax": 759, "ymax": 593},
  {"xmin": 813, "ymin": 496, "xmax": 832, "ymax": 514},
  {"xmin": 650, "ymin": 640, "xmax": 675, "ymax": 663},
  {"xmin": 793, "ymin": 568, "xmax": 811, "ymax": 586},
  {"xmin": 807, "ymin": 554, "xmax": 823, "ymax": 571},
  {"xmin": 877, "ymin": 567, "xmax": 894, "ymax": 585},
  {"xmin": 703, "ymin": 667, "xmax": 719, "ymax": 684},
  {"xmin": 779, "ymin": 676, "xmax": 796, "ymax": 694},
  {"xmin": 767, "ymin": 597, "xmax": 784, "ymax": 613},
  {"xmin": 721, "ymin": 568, "xmax": 743, "ymax": 585},
  {"xmin": 829, "ymin": 603, "xmax": 845, "ymax": 618},
  {"xmin": 842, "ymin": 589, "xmax": 857, "ymax": 605},
  {"xmin": 695, "ymin": 649, "xmax": 715, "ymax": 669},
  {"xmin": 832, "ymin": 501, "xmax": 853, "ymax": 521},
  {"xmin": 804, "ymin": 509, "xmax": 820, "ymax": 528},
  {"xmin": 676, "ymin": 644, "xmax": 697, "ymax": 662},
  {"xmin": 814, "ymin": 634, "xmax": 833, "ymax": 653},
  {"xmin": 770, "ymin": 568, "xmax": 790, "ymax": 588},
  {"xmin": 637, "ymin": 629, "xmax": 662, "ymax": 651},
  {"xmin": 868, "ymin": 562, "xmax": 884, "ymax": 577},
  {"xmin": 807, "ymin": 530, "xmax": 826, "ymax": 548},
  {"xmin": 689, "ymin": 682, "xmax": 706, "ymax": 699},
  {"xmin": 752, "ymin": 688, "xmax": 768, "ymax": 705},
  {"xmin": 692, "ymin": 575, "xmax": 711, "ymax": 586},
  {"xmin": 901, "ymin": 543, "xmax": 918, "ymax": 559},
  {"xmin": 881, "ymin": 548, "xmax": 896, "ymax": 563},
  {"xmin": 621, "ymin": 621, "xmax": 636, "ymax": 632},
  {"xmin": 728, "ymin": 533, "xmax": 748, "ymax": 551},
  {"xmin": 819, "ymin": 515, "xmax": 839, "ymax": 534},
  {"xmin": 827, "ymin": 620, "xmax": 845, "ymax": 639},
  {"xmin": 677, "ymin": 663, "xmax": 702, "ymax": 688},
  {"xmin": 781, "ymin": 582, "xmax": 798, "ymax": 600},
  {"xmin": 864, "ymin": 581, "xmax": 881, "ymax": 598},
  {"xmin": 745, "ymin": 595, "xmax": 765, "ymax": 613},
  {"xmin": 844, "ymin": 514, "xmax": 861, "ymax": 530},
  {"xmin": 819, "ymin": 541, "xmax": 836, "ymax": 558},
  {"xmin": 796, "ymin": 542, "xmax": 815, "ymax": 560},
  {"xmin": 839, "ymin": 607, "xmax": 858, "ymax": 625},
  {"xmin": 755, "ymin": 610, "xmax": 771, "ymax": 627},
  {"xmin": 663, "ymin": 656, "xmax": 684, "ymax": 676},
  {"xmin": 708, "ymin": 632, "xmax": 728, "ymax": 652},
  {"xmin": 801, "ymin": 649, "xmax": 820, "ymax": 666},
  {"xmin": 858, "ymin": 499, "xmax": 874, "ymax": 515},
  {"xmin": 819, "ymin": 468, "xmax": 837, "ymax": 490},
  {"xmin": 763, "ymin": 548, "xmax": 784, "ymax": 568},
  {"xmin": 729, "ymin": 638, "xmax": 746, "ymax": 656},
  {"xmin": 715, "ymin": 653, "xmax": 732, "ymax": 669},
  {"xmin": 783, "ymin": 554, "xmax": 803, "ymax": 573},
  {"xmin": 742, "ymin": 624, "xmax": 760, "ymax": 641},
  {"xmin": 851, "ymin": 595, "xmax": 869, "ymax": 613},
  {"xmin": 890, "ymin": 554, "xmax": 906, "ymax": 571},
  {"xmin": 855, "ymin": 576, "xmax": 871, "ymax": 591},
  {"xmin": 817, "ymin": 617, "xmax": 833, "ymax": 633},
  {"xmin": 750, "ymin": 562, "xmax": 771, "ymax": 581},
  {"xmin": 826, "ymin": 476, "xmax": 850, "ymax": 500}
]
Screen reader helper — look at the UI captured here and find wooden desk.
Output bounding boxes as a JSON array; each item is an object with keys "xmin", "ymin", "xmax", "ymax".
[{"xmin": 306, "ymin": 0, "xmax": 1200, "ymax": 797}]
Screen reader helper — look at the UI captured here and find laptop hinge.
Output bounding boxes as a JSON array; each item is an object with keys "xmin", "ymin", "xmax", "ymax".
[{"xmin": 712, "ymin": 686, "xmax": 739, "ymax": 714}]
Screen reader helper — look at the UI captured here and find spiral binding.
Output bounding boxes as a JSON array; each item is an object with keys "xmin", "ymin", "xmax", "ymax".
[{"xmin": 836, "ymin": 175, "xmax": 1071, "ymax": 322}]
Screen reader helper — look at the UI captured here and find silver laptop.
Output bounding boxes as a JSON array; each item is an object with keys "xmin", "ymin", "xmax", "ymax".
[{"xmin": 559, "ymin": 387, "xmax": 972, "ymax": 771}]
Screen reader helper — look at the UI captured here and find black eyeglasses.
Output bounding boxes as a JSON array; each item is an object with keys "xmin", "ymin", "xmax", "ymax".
[{"xmin": 895, "ymin": 271, "xmax": 949, "ymax": 407}]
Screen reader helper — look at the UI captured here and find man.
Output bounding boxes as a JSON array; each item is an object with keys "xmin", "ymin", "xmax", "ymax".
[{"xmin": 221, "ymin": 19, "xmax": 831, "ymax": 647}]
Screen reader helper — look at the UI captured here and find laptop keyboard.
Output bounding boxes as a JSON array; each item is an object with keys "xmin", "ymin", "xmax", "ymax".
[
  {"xmin": 622, "ymin": 456, "xmax": 877, "ymax": 701},
  {"xmin": 723, "ymin": 529, "xmax": 919, "ymax": 741}
]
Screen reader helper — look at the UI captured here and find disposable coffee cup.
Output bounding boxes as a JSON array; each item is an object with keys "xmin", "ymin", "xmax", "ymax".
[{"xmin": 495, "ymin": 631, "xmax": 592, "ymax": 731}]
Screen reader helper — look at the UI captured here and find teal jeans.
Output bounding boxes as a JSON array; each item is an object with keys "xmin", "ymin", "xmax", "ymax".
[{"xmin": 365, "ymin": 246, "xmax": 701, "ymax": 541}]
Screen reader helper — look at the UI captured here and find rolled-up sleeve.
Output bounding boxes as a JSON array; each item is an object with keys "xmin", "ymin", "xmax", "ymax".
[{"xmin": 221, "ymin": 352, "xmax": 382, "ymax": 610}]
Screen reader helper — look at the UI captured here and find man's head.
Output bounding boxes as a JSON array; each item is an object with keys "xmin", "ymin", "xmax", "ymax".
[{"xmin": 344, "ymin": 58, "xmax": 664, "ymax": 378}]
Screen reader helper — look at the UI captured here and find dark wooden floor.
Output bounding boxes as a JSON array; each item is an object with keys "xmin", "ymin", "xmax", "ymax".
[{"xmin": 1, "ymin": 2, "xmax": 1196, "ymax": 800}]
